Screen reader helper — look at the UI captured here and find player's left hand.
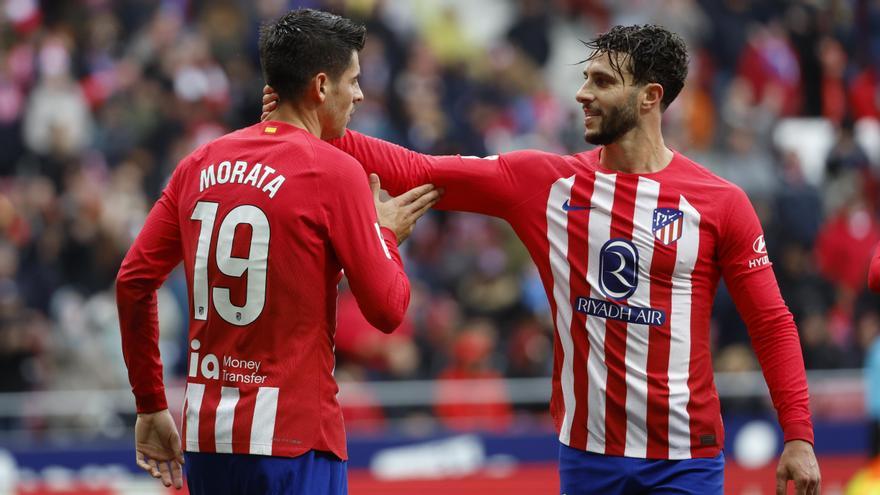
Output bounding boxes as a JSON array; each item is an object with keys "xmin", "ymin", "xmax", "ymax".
[
  {"xmin": 262, "ymin": 85, "xmax": 278, "ymax": 121},
  {"xmin": 775, "ymin": 439, "xmax": 820, "ymax": 495}
]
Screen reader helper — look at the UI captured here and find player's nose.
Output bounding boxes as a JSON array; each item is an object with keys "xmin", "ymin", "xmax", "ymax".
[{"xmin": 575, "ymin": 83, "xmax": 593, "ymax": 105}]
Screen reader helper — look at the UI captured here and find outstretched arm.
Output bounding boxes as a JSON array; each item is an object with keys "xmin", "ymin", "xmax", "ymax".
[{"xmin": 263, "ymin": 86, "xmax": 536, "ymax": 219}]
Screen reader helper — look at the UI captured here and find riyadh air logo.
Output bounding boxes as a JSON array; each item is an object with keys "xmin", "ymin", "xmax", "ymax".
[
  {"xmin": 752, "ymin": 235, "xmax": 767, "ymax": 254},
  {"xmin": 652, "ymin": 208, "xmax": 683, "ymax": 245},
  {"xmin": 598, "ymin": 239, "xmax": 639, "ymax": 300},
  {"xmin": 576, "ymin": 238, "xmax": 667, "ymax": 326},
  {"xmin": 562, "ymin": 199, "xmax": 593, "ymax": 212}
]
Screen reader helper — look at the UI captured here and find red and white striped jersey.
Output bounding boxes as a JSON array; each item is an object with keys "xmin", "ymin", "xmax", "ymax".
[
  {"xmin": 117, "ymin": 121, "xmax": 411, "ymax": 460},
  {"xmin": 331, "ymin": 131, "xmax": 813, "ymax": 459}
]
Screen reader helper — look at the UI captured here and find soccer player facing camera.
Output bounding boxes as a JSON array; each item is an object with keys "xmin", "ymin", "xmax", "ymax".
[
  {"xmin": 117, "ymin": 9, "xmax": 438, "ymax": 495},
  {"xmin": 264, "ymin": 23, "xmax": 821, "ymax": 495}
]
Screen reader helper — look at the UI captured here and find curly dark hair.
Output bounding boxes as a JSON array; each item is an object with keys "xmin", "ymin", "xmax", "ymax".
[
  {"xmin": 259, "ymin": 9, "xmax": 366, "ymax": 103},
  {"xmin": 583, "ymin": 25, "xmax": 689, "ymax": 111}
]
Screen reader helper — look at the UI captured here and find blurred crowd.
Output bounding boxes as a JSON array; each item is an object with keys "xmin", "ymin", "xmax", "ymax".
[{"xmin": 1, "ymin": 0, "xmax": 880, "ymax": 434}]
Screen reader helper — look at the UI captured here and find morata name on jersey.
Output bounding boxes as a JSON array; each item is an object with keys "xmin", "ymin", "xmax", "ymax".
[{"xmin": 199, "ymin": 160, "xmax": 286, "ymax": 198}]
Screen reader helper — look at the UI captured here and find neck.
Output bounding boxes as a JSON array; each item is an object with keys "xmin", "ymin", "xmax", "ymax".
[
  {"xmin": 598, "ymin": 115, "xmax": 673, "ymax": 174},
  {"xmin": 267, "ymin": 103, "xmax": 321, "ymax": 137}
]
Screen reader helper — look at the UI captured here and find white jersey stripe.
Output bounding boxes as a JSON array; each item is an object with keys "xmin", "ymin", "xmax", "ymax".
[
  {"xmin": 667, "ymin": 195, "xmax": 701, "ymax": 459},
  {"xmin": 547, "ymin": 175, "xmax": 577, "ymax": 446},
  {"xmin": 374, "ymin": 222, "xmax": 392, "ymax": 259},
  {"xmin": 584, "ymin": 172, "xmax": 616, "ymax": 453},
  {"xmin": 215, "ymin": 386, "xmax": 239, "ymax": 453},
  {"xmin": 250, "ymin": 387, "xmax": 279, "ymax": 455},
  {"xmin": 184, "ymin": 383, "xmax": 206, "ymax": 452},
  {"xmin": 623, "ymin": 177, "xmax": 660, "ymax": 457}
]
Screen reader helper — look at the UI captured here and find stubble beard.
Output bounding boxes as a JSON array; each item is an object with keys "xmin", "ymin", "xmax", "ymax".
[{"xmin": 584, "ymin": 94, "xmax": 640, "ymax": 146}]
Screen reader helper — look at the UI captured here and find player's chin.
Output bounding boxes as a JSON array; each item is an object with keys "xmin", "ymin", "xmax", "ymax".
[{"xmin": 583, "ymin": 131, "xmax": 607, "ymax": 146}]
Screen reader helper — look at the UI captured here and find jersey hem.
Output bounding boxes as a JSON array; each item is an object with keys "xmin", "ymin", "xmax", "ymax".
[{"xmin": 185, "ymin": 442, "xmax": 348, "ymax": 461}]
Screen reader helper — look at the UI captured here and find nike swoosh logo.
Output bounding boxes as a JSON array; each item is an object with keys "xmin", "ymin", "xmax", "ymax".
[{"xmin": 562, "ymin": 199, "xmax": 594, "ymax": 211}]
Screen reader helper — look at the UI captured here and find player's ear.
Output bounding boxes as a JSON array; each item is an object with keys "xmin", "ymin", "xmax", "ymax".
[
  {"xmin": 642, "ymin": 82, "xmax": 664, "ymax": 111},
  {"xmin": 310, "ymin": 73, "xmax": 328, "ymax": 103}
]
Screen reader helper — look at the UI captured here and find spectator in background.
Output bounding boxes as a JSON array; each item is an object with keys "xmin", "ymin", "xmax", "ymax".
[
  {"xmin": 815, "ymin": 197, "xmax": 880, "ymax": 293},
  {"xmin": 435, "ymin": 319, "xmax": 513, "ymax": 431},
  {"xmin": 870, "ymin": 244, "xmax": 880, "ymax": 293},
  {"xmin": 506, "ymin": 0, "xmax": 552, "ymax": 68},
  {"xmin": 774, "ymin": 151, "xmax": 823, "ymax": 249}
]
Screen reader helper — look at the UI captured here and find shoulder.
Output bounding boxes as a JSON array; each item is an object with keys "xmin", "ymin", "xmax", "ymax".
[
  {"xmin": 308, "ymin": 136, "xmax": 365, "ymax": 174},
  {"xmin": 675, "ymin": 152, "xmax": 751, "ymax": 205},
  {"xmin": 302, "ymin": 135, "xmax": 370, "ymax": 191}
]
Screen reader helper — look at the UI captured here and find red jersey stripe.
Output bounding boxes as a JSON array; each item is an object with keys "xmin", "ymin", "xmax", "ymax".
[
  {"xmin": 603, "ymin": 174, "xmax": 639, "ymax": 456},
  {"xmin": 566, "ymin": 174, "xmax": 597, "ymax": 450}
]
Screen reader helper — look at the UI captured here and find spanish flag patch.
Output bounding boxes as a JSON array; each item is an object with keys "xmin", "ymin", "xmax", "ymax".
[{"xmin": 264, "ymin": 126, "xmax": 277, "ymax": 134}]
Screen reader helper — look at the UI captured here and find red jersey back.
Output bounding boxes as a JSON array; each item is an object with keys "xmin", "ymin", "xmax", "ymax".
[{"xmin": 117, "ymin": 121, "xmax": 410, "ymax": 460}]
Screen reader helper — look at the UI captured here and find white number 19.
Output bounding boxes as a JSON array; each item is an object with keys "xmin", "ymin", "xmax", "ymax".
[{"xmin": 190, "ymin": 201, "xmax": 270, "ymax": 326}]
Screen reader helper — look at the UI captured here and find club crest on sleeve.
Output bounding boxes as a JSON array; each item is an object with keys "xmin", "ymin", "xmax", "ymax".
[{"xmin": 652, "ymin": 208, "xmax": 684, "ymax": 245}]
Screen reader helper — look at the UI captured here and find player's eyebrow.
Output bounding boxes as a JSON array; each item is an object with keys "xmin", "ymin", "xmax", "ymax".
[{"xmin": 584, "ymin": 66, "xmax": 618, "ymax": 81}]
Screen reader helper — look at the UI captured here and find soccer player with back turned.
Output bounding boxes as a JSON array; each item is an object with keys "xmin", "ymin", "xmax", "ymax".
[
  {"xmin": 116, "ymin": 9, "xmax": 439, "ymax": 495},
  {"xmin": 263, "ymin": 22, "xmax": 821, "ymax": 495}
]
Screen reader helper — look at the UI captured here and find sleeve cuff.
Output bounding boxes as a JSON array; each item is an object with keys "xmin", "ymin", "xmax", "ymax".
[
  {"xmin": 135, "ymin": 391, "xmax": 169, "ymax": 414},
  {"xmin": 379, "ymin": 226, "xmax": 398, "ymax": 246},
  {"xmin": 782, "ymin": 421, "xmax": 814, "ymax": 445}
]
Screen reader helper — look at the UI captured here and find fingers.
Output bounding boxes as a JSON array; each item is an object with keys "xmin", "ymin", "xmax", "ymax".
[
  {"xmin": 171, "ymin": 459, "xmax": 185, "ymax": 489},
  {"xmin": 370, "ymin": 173, "xmax": 381, "ymax": 197},
  {"xmin": 147, "ymin": 458, "xmax": 161, "ymax": 479},
  {"xmin": 776, "ymin": 480, "xmax": 787, "ymax": 495},
  {"xmin": 135, "ymin": 450, "xmax": 152, "ymax": 474},
  {"xmin": 395, "ymin": 183, "xmax": 436, "ymax": 205},
  {"xmin": 408, "ymin": 196, "xmax": 440, "ymax": 222},
  {"xmin": 261, "ymin": 89, "xmax": 278, "ymax": 121},
  {"xmin": 405, "ymin": 189, "xmax": 441, "ymax": 213},
  {"xmin": 776, "ymin": 470, "xmax": 788, "ymax": 495},
  {"xmin": 794, "ymin": 475, "xmax": 820, "ymax": 495},
  {"xmin": 158, "ymin": 460, "xmax": 173, "ymax": 487}
]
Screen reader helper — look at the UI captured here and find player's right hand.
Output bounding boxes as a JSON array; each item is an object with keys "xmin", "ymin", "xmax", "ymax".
[
  {"xmin": 262, "ymin": 85, "xmax": 278, "ymax": 121},
  {"xmin": 371, "ymin": 174, "xmax": 441, "ymax": 244},
  {"xmin": 135, "ymin": 409, "xmax": 185, "ymax": 489}
]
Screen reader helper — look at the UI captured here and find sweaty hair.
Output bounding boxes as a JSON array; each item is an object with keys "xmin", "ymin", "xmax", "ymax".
[
  {"xmin": 583, "ymin": 25, "xmax": 688, "ymax": 111},
  {"xmin": 259, "ymin": 9, "xmax": 366, "ymax": 103}
]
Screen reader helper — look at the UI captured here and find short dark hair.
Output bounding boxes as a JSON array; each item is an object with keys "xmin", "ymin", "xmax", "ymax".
[
  {"xmin": 259, "ymin": 9, "xmax": 366, "ymax": 103},
  {"xmin": 583, "ymin": 25, "xmax": 688, "ymax": 111}
]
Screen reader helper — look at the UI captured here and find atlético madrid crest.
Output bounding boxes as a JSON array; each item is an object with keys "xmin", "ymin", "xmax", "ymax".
[{"xmin": 652, "ymin": 208, "xmax": 684, "ymax": 245}]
